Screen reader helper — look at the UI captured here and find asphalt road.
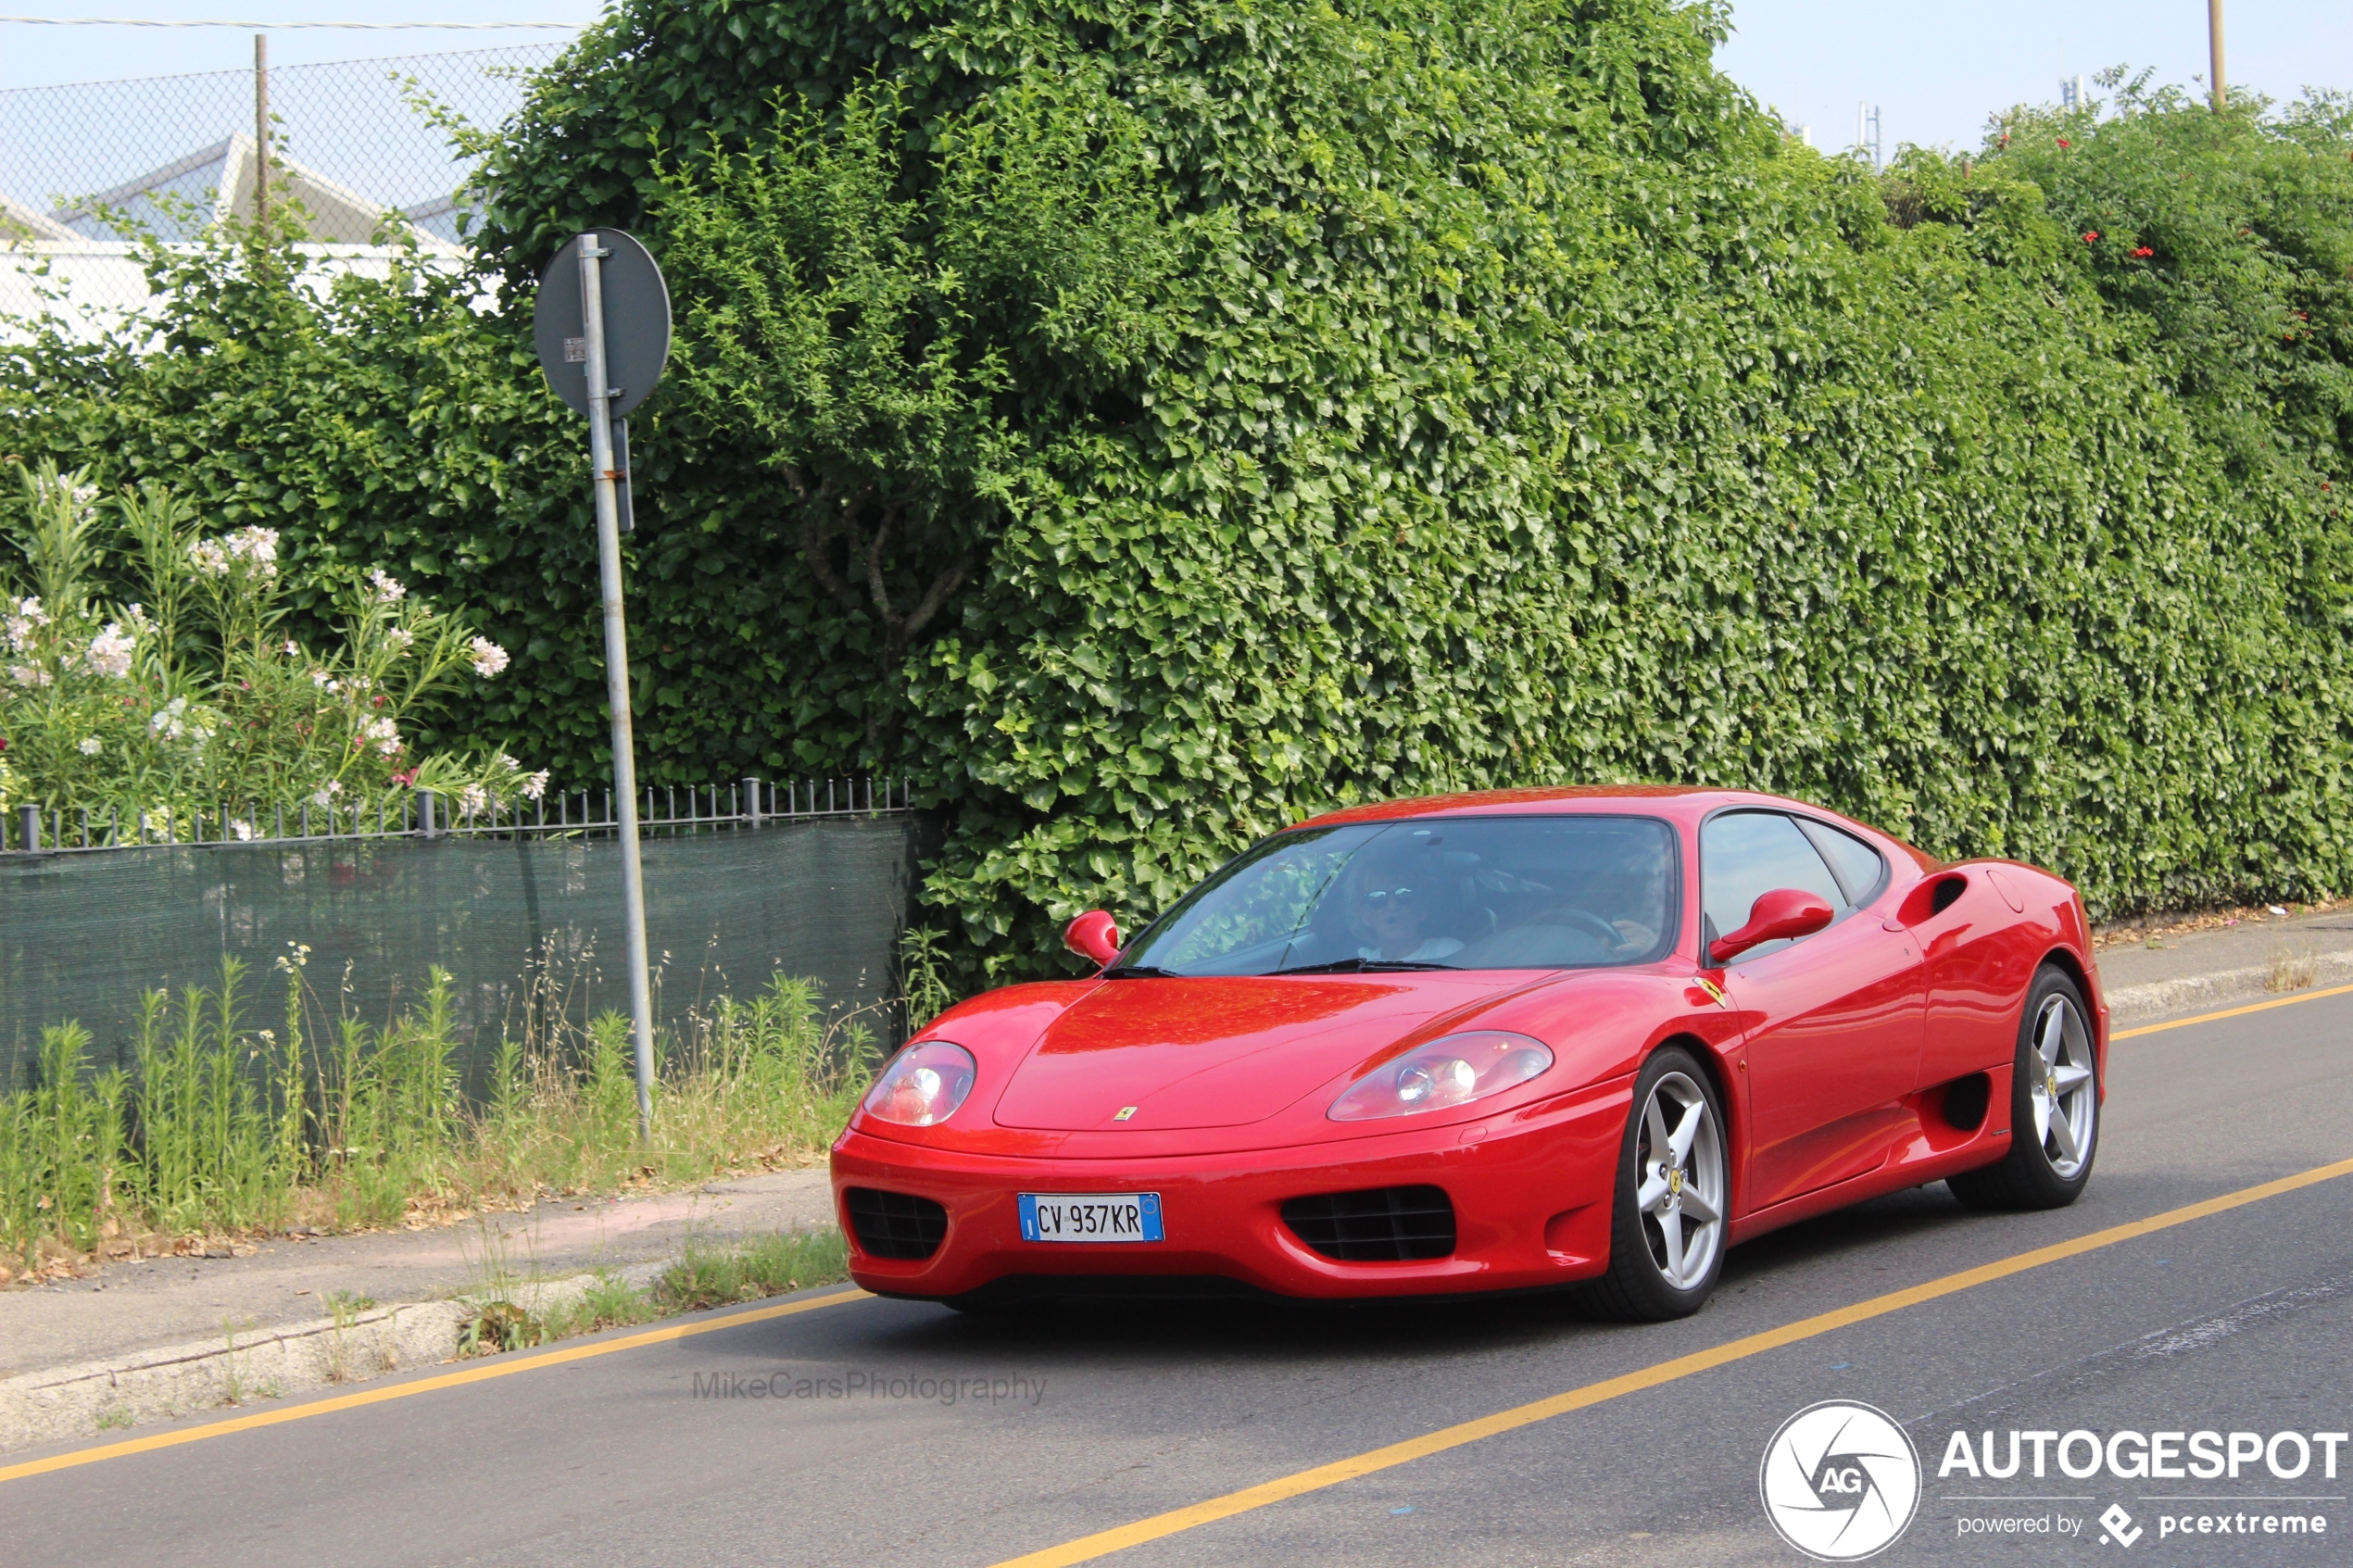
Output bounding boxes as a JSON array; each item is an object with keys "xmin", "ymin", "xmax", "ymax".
[{"xmin": 6, "ymin": 989, "xmax": 2351, "ymax": 1568}]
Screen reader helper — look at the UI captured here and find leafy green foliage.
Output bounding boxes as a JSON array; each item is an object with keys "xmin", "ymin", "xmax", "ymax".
[{"xmin": 9, "ymin": 1, "xmax": 2353, "ymax": 989}]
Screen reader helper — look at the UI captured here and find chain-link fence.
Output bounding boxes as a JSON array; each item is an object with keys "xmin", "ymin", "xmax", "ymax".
[
  {"xmin": 1, "ymin": 43, "xmax": 564, "ymax": 243},
  {"xmin": 1, "ymin": 779, "xmax": 939, "ymax": 1094},
  {"xmin": 1, "ymin": 43, "xmax": 563, "ymax": 332}
]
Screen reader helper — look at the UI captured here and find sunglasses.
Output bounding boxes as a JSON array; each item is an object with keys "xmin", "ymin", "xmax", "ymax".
[{"xmin": 1356, "ymin": 886, "xmax": 1416, "ymax": 909}]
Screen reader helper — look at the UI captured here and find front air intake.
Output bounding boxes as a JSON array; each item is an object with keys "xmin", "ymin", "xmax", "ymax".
[
  {"xmin": 1281, "ymin": 1185, "xmax": 1456, "ymax": 1261},
  {"xmin": 845, "ymin": 1187, "xmax": 949, "ymax": 1261}
]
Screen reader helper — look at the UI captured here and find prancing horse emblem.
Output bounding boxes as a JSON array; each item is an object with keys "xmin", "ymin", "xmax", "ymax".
[{"xmin": 1114, "ymin": 1106, "xmax": 1139, "ymax": 1123}]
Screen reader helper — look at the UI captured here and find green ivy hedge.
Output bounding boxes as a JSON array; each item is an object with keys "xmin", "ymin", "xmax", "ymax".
[{"xmin": 6, "ymin": 1, "xmax": 2350, "ymax": 985}]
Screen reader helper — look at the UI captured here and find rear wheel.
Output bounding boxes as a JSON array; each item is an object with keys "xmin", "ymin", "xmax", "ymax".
[
  {"xmin": 1579, "ymin": 1047, "xmax": 1729, "ymax": 1321},
  {"xmin": 1948, "ymin": 966, "xmax": 2100, "ymax": 1211}
]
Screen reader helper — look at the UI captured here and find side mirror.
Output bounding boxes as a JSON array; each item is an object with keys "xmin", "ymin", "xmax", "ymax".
[
  {"xmin": 1064, "ymin": 909, "xmax": 1122, "ymax": 968},
  {"xmin": 1708, "ymin": 888, "xmax": 1834, "ymax": 965}
]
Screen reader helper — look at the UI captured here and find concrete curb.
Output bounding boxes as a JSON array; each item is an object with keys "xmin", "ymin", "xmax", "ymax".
[
  {"xmin": 2103, "ymin": 947, "xmax": 2353, "ymax": 1026},
  {"xmin": 0, "ymin": 1261, "xmax": 669, "ymax": 1454}
]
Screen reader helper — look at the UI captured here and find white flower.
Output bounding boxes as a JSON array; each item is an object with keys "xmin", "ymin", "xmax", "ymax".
[
  {"xmin": 458, "ymin": 784, "xmax": 488, "ymax": 817},
  {"xmin": 283, "ymin": 639, "xmax": 299, "ymax": 657},
  {"xmin": 497, "ymin": 753, "xmax": 519, "ymax": 771},
  {"xmin": 83, "ymin": 621, "xmax": 134, "ymax": 678},
  {"xmin": 150, "ymin": 696, "xmax": 213, "ymax": 745},
  {"xmin": 522, "ymin": 770, "xmax": 549, "ymax": 801},
  {"xmin": 226, "ymin": 526, "xmax": 279, "ymax": 571},
  {"xmin": 69, "ymin": 482, "xmax": 98, "ymax": 512},
  {"xmin": 384, "ymin": 626, "xmax": 414, "ymax": 654},
  {"xmin": 360, "ymin": 714, "xmax": 401, "ymax": 757},
  {"xmin": 77, "ymin": 735, "xmax": 101, "ymax": 756},
  {"xmin": 8, "ymin": 663, "xmax": 51, "ymax": 688},
  {"xmin": 468, "ymin": 636, "xmax": 510, "ymax": 678},
  {"xmin": 189, "ymin": 539, "xmax": 230, "ymax": 576},
  {"xmin": 308, "ymin": 780, "xmax": 344, "ymax": 807},
  {"xmin": 367, "ymin": 568, "xmax": 406, "ymax": 603},
  {"xmin": 231, "ymin": 819, "xmax": 256, "ymax": 842},
  {"xmin": 123, "ymin": 604, "xmax": 153, "ymax": 634},
  {"xmin": 6, "ymin": 597, "xmax": 47, "ymax": 654}
]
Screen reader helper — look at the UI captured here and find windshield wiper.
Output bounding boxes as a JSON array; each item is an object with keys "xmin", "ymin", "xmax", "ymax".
[
  {"xmin": 1101, "ymin": 964, "xmax": 1182, "ymax": 979},
  {"xmin": 1269, "ymin": 958, "xmax": 1457, "ymax": 975}
]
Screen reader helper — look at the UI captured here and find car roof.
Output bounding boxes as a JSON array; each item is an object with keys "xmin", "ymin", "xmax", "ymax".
[{"xmin": 1290, "ymin": 786, "xmax": 1944, "ymax": 872}]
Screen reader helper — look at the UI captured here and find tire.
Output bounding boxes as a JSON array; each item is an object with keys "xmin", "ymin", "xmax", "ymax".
[
  {"xmin": 1578, "ymin": 1046, "xmax": 1730, "ymax": 1322},
  {"xmin": 1947, "ymin": 965, "xmax": 2100, "ymax": 1211}
]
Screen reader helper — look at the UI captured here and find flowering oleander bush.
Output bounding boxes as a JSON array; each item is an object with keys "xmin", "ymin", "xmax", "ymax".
[{"xmin": 0, "ymin": 462, "xmax": 545, "ymax": 828}]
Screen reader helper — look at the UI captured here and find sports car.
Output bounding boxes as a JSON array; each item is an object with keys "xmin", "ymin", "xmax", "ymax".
[{"xmin": 831, "ymin": 787, "xmax": 2107, "ymax": 1319}]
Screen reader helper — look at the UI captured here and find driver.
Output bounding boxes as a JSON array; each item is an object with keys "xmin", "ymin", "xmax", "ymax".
[{"xmin": 1346, "ymin": 842, "xmax": 1466, "ymax": 963}]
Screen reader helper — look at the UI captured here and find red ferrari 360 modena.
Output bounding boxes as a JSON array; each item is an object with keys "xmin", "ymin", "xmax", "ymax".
[{"xmin": 830, "ymin": 787, "xmax": 2107, "ymax": 1320}]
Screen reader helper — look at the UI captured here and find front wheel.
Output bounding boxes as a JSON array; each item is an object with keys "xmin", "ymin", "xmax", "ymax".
[
  {"xmin": 1579, "ymin": 1047, "xmax": 1730, "ymax": 1321},
  {"xmin": 1948, "ymin": 966, "xmax": 2100, "ymax": 1211}
]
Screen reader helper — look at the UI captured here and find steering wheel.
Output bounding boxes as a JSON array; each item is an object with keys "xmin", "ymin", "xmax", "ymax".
[{"xmin": 1547, "ymin": 909, "xmax": 1626, "ymax": 947}]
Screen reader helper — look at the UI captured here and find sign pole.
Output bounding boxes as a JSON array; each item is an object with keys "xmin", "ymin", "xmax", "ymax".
[{"xmin": 577, "ymin": 235, "xmax": 659, "ymax": 1142}]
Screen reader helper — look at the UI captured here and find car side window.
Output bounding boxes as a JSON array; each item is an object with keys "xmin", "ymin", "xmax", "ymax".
[
  {"xmin": 1793, "ymin": 817, "xmax": 1888, "ymax": 908},
  {"xmin": 1700, "ymin": 811, "xmax": 1846, "ymax": 962}
]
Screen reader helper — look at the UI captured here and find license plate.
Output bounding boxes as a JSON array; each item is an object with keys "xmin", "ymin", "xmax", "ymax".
[{"xmin": 1018, "ymin": 1192, "xmax": 1163, "ymax": 1243}]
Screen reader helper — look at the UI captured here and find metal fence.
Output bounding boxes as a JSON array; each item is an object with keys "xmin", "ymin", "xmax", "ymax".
[
  {"xmin": 2, "ymin": 43, "xmax": 561, "ymax": 242},
  {"xmin": 0, "ymin": 779, "xmax": 936, "ymax": 1089},
  {"xmin": 1, "ymin": 776, "xmax": 917, "ymax": 854}
]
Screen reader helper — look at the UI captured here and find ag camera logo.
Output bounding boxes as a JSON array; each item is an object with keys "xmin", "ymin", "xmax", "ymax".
[{"xmin": 1760, "ymin": 1400, "xmax": 1922, "ymax": 1561}]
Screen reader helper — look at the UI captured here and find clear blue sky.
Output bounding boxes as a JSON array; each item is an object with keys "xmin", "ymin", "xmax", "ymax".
[
  {"xmin": 0, "ymin": 0, "xmax": 2346, "ymax": 144},
  {"xmin": 1721, "ymin": 1, "xmax": 2351, "ymax": 153}
]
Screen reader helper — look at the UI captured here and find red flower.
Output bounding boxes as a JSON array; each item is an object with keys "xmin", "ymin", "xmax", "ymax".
[
  {"xmin": 2057, "ymin": 138, "xmax": 2071, "ymax": 148},
  {"xmin": 0, "ymin": 736, "xmax": 8, "ymax": 752},
  {"xmin": 2082, "ymin": 231, "xmax": 2099, "ymax": 244},
  {"xmin": 2132, "ymin": 246, "xmax": 2154, "ymax": 258}
]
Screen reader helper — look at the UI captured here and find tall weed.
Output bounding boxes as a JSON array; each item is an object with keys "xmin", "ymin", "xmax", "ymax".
[{"xmin": 0, "ymin": 966, "xmax": 876, "ymax": 1274}]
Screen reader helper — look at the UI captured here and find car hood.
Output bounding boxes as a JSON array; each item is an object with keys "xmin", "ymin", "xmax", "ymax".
[{"xmin": 988, "ymin": 972, "xmax": 1536, "ymax": 1132}]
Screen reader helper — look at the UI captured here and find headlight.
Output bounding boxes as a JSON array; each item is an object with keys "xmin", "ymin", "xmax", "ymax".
[
  {"xmin": 1327, "ymin": 1031, "xmax": 1553, "ymax": 1122},
  {"xmin": 862, "ymin": 1041, "xmax": 978, "ymax": 1126}
]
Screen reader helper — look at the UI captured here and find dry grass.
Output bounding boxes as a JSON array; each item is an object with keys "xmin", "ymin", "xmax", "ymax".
[{"xmin": 2265, "ymin": 947, "xmax": 2319, "ymax": 993}]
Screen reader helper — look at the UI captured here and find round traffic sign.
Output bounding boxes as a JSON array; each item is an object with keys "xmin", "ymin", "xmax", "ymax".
[{"xmin": 534, "ymin": 229, "xmax": 672, "ymax": 420}]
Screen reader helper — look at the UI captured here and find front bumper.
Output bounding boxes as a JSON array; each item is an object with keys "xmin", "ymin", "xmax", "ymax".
[{"xmin": 830, "ymin": 1082, "xmax": 1629, "ymax": 1301}]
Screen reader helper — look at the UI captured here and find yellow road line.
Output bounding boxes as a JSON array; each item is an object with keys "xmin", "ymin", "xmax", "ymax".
[
  {"xmin": 0, "ymin": 1287, "xmax": 873, "ymax": 1486},
  {"xmin": 988, "ymin": 1155, "xmax": 2353, "ymax": 1568},
  {"xmin": 2111, "ymin": 979, "xmax": 2353, "ymax": 1040}
]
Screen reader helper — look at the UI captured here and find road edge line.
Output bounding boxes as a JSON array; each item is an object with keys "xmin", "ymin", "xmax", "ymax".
[
  {"xmin": 2111, "ymin": 979, "xmax": 2353, "ymax": 1040},
  {"xmin": 988, "ymin": 1156, "xmax": 2353, "ymax": 1568},
  {"xmin": 0, "ymin": 1286, "xmax": 872, "ymax": 1485}
]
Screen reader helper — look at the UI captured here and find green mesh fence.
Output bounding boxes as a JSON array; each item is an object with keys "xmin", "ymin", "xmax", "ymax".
[{"xmin": 0, "ymin": 812, "xmax": 933, "ymax": 1090}]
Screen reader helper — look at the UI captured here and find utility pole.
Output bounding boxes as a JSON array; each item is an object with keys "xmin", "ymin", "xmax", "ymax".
[
  {"xmin": 2208, "ymin": 0, "xmax": 2227, "ymax": 110},
  {"xmin": 1856, "ymin": 103, "xmax": 1882, "ymax": 171},
  {"xmin": 253, "ymin": 31, "xmax": 271, "ymax": 226}
]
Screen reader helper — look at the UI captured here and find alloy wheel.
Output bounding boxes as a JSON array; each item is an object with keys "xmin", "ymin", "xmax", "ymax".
[
  {"xmin": 1635, "ymin": 1070, "xmax": 1726, "ymax": 1290},
  {"xmin": 2026, "ymin": 994, "xmax": 2097, "ymax": 1178}
]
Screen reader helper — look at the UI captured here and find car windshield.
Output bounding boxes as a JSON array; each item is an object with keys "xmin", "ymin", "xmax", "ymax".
[{"xmin": 1111, "ymin": 815, "xmax": 1680, "ymax": 977}]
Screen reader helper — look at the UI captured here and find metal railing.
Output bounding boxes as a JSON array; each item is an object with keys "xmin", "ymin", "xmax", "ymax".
[{"xmin": 0, "ymin": 777, "xmax": 916, "ymax": 855}]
